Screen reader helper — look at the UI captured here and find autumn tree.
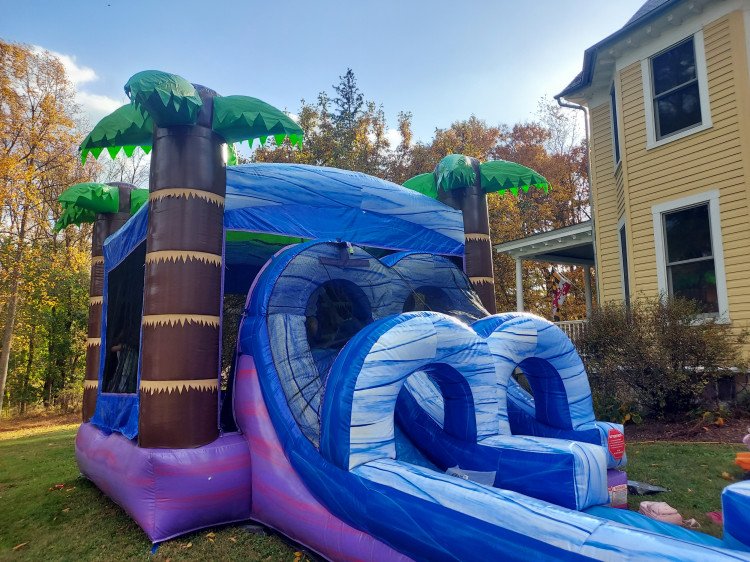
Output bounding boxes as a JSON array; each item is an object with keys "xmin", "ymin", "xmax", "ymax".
[
  {"xmin": 0, "ymin": 40, "xmax": 91, "ymax": 412},
  {"xmin": 254, "ymin": 69, "xmax": 394, "ymax": 177},
  {"xmin": 400, "ymin": 108, "xmax": 590, "ymax": 319},
  {"xmin": 489, "ymin": 102, "xmax": 590, "ymax": 318}
]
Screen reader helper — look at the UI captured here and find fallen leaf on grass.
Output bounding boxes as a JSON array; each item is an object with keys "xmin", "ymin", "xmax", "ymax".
[
  {"xmin": 721, "ymin": 471, "xmax": 734, "ymax": 481},
  {"xmin": 181, "ymin": 542, "xmax": 192, "ymax": 549},
  {"xmin": 62, "ymin": 508, "xmax": 70, "ymax": 513},
  {"xmin": 65, "ymin": 486, "xmax": 76, "ymax": 492},
  {"xmin": 12, "ymin": 543, "xmax": 28, "ymax": 551},
  {"xmin": 49, "ymin": 483, "xmax": 65, "ymax": 491},
  {"xmin": 229, "ymin": 536, "xmax": 237, "ymax": 543}
]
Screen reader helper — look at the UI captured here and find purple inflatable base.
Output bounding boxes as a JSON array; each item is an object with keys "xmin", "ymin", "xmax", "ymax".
[{"xmin": 75, "ymin": 423, "xmax": 253, "ymax": 543}]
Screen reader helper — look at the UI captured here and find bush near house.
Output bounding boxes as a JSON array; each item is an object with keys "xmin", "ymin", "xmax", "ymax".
[{"xmin": 580, "ymin": 297, "xmax": 748, "ymax": 421}]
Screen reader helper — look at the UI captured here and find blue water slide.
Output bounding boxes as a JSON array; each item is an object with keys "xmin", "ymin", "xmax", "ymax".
[
  {"xmin": 238, "ymin": 240, "xmax": 750, "ymax": 560},
  {"xmin": 474, "ymin": 312, "xmax": 627, "ymax": 469},
  {"xmin": 385, "ymin": 252, "xmax": 626, "ymax": 471}
]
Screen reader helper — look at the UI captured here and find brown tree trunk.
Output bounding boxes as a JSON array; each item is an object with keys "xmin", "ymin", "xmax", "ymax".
[
  {"xmin": 20, "ymin": 323, "xmax": 36, "ymax": 414},
  {"xmin": 138, "ymin": 86, "xmax": 223, "ymax": 448},
  {"xmin": 437, "ymin": 159, "xmax": 497, "ymax": 314},
  {"xmin": 82, "ymin": 184, "xmax": 133, "ymax": 421},
  {"xmin": 0, "ymin": 208, "xmax": 27, "ymax": 414}
]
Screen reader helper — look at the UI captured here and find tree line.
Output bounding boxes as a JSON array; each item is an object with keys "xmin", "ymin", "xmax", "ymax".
[{"xmin": 0, "ymin": 44, "xmax": 591, "ymax": 415}]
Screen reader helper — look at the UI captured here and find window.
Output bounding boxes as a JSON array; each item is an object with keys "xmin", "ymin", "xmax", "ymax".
[
  {"xmin": 652, "ymin": 191, "xmax": 728, "ymax": 319},
  {"xmin": 641, "ymin": 31, "xmax": 711, "ymax": 148},
  {"xmin": 651, "ymin": 37, "xmax": 702, "ymax": 139},
  {"xmin": 619, "ymin": 224, "xmax": 630, "ymax": 308},
  {"xmin": 663, "ymin": 204, "xmax": 717, "ymax": 311},
  {"xmin": 610, "ymin": 84, "xmax": 621, "ymax": 165}
]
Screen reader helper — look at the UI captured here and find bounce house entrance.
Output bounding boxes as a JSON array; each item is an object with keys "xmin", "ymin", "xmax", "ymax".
[{"xmin": 102, "ymin": 241, "xmax": 145, "ymax": 394}]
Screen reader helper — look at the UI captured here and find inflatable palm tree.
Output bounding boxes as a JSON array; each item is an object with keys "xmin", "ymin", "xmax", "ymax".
[
  {"xmin": 404, "ymin": 155, "xmax": 548, "ymax": 314},
  {"xmin": 56, "ymin": 181, "xmax": 147, "ymax": 421},
  {"xmin": 79, "ymin": 70, "xmax": 303, "ymax": 448}
]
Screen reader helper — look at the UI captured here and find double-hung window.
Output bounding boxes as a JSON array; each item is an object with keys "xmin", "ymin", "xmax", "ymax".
[
  {"xmin": 652, "ymin": 191, "xmax": 728, "ymax": 318},
  {"xmin": 643, "ymin": 32, "xmax": 711, "ymax": 147},
  {"xmin": 651, "ymin": 37, "xmax": 702, "ymax": 138}
]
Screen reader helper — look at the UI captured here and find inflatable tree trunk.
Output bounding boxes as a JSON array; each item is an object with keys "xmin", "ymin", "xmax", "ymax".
[
  {"xmin": 437, "ymin": 159, "xmax": 497, "ymax": 314},
  {"xmin": 83, "ymin": 183, "xmax": 134, "ymax": 421},
  {"xmin": 404, "ymin": 155, "xmax": 549, "ymax": 318},
  {"xmin": 138, "ymin": 85, "xmax": 224, "ymax": 448}
]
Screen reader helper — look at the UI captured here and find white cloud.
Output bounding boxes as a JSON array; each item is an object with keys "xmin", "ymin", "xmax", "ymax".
[
  {"xmin": 77, "ymin": 91, "xmax": 126, "ymax": 124},
  {"xmin": 32, "ymin": 45, "xmax": 125, "ymax": 125},
  {"xmin": 368, "ymin": 127, "xmax": 403, "ymax": 149},
  {"xmin": 286, "ymin": 111, "xmax": 300, "ymax": 123},
  {"xmin": 385, "ymin": 128, "xmax": 403, "ymax": 148},
  {"xmin": 32, "ymin": 46, "xmax": 97, "ymax": 85}
]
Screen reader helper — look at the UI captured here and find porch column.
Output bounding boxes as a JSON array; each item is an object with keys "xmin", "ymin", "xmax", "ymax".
[
  {"xmin": 584, "ymin": 264, "xmax": 593, "ymax": 319},
  {"xmin": 515, "ymin": 258, "xmax": 524, "ymax": 312}
]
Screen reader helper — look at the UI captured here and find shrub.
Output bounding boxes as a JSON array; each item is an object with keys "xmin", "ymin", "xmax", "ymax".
[{"xmin": 580, "ymin": 296, "xmax": 747, "ymax": 420}]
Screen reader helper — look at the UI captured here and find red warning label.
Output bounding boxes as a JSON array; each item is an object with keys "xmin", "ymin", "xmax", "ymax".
[{"xmin": 608, "ymin": 429, "xmax": 625, "ymax": 460}]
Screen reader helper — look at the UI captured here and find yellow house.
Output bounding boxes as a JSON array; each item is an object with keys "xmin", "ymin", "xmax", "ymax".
[{"xmin": 554, "ymin": 0, "xmax": 750, "ymax": 335}]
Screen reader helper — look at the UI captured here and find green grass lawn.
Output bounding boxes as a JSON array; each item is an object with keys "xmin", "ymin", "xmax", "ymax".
[
  {"xmin": 0, "ymin": 426, "xmax": 746, "ymax": 560},
  {"xmin": 625, "ymin": 442, "xmax": 745, "ymax": 537},
  {"xmin": 0, "ymin": 427, "xmax": 296, "ymax": 561}
]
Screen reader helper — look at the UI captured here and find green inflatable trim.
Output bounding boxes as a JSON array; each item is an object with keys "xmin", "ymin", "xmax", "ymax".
[
  {"xmin": 402, "ymin": 173, "xmax": 438, "ymax": 199},
  {"xmin": 225, "ymin": 231, "xmax": 306, "ymax": 245},
  {"xmin": 55, "ymin": 183, "xmax": 148, "ymax": 231},
  {"xmin": 227, "ymin": 143, "xmax": 238, "ymax": 166},
  {"xmin": 436, "ymin": 154, "xmax": 476, "ymax": 191},
  {"xmin": 124, "ymin": 70, "xmax": 202, "ymax": 127},
  {"xmin": 130, "ymin": 188, "xmax": 149, "ymax": 215},
  {"xmin": 479, "ymin": 160, "xmax": 549, "ymax": 196},
  {"xmin": 212, "ymin": 95, "xmax": 304, "ymax": 148},
  {"xmin": 79, "ymin": 104, "xmax": 153, "ymax": 164}
]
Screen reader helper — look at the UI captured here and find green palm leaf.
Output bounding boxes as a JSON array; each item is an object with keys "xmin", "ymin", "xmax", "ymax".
[
  {"xmin": 212, "ymin": 95, "xmax": 304, "ymax": 148},
  {"xmin": 79, "ymin": 104, "xmax": 153, "ymax": 164},
  {"xmin": 436, "ymin": 154, "xmax": 476, "ymax": 191},
  {"xmin": 479, "ymin": 160, "xmax": 549, "ymax": 196},
  {"xmin": 55, "ymin": 183, "xmax": 148, "ymax": 231},
  {"xmin": 129, "ymin": 188, "xmax": 149, "ymax": 214},
  {"xmin": 402, "ymin": 173, "xmax": 438, "ymax": 199},
  {"xmin": 124, "ymin": 70, "xmax": 203, "ymax": 127}
]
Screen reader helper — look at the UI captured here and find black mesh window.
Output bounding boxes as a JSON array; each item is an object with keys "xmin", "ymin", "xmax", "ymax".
[{"xmin": 102, "ymin": 242, "xmax": 145, "ymax": 394}]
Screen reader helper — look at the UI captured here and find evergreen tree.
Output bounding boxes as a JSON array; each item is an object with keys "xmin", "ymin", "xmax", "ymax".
[{"xmin": 332, "ymin": 68, "xmax": 364, "ymax": 130}]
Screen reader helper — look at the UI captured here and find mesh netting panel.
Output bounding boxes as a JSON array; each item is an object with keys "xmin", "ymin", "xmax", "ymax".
[
  {"xmin": 387, "ymin": 253, "xmax": 489, "ymax": 325},
  {"xmin": 267, "ymin": 242, "xmax": 406, "ymax": 447}
]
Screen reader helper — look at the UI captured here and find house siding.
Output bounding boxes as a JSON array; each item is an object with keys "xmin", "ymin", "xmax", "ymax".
[
  {"xmin": 587, "ymin": 10, "xmax": 750, "ymax": 340},
  {"xmin": 589, "ymin": 102, "xmax": 623, "ymax": 302}
]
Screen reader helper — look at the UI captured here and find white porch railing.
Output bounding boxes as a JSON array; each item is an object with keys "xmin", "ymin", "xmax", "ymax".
[{"xmin": 554, "ymin": 319, "xmax": 587, "ymax": 342}]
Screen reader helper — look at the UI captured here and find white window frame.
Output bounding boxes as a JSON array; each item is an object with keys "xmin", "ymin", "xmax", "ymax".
[
  {"xmin": 641, "ymin": 30, "xmax": 712, "ymax": 150},
  {"xmin": 651, "ymin": 190, "xmax": 729, "ymax": 321},
  {"xmin": 617, "ymin": 217, "xmax": 630, "ymax": 306}
]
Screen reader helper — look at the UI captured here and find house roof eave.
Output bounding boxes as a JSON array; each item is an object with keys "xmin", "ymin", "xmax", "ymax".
[{"xmin": 556, "ymin": 0, "xmax": 686, "ymax": 101}]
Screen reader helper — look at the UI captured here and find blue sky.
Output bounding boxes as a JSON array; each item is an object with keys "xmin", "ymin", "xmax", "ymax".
[{"xmin": 2, "ymin": 0, "xmax": 645, "ymax": 143}]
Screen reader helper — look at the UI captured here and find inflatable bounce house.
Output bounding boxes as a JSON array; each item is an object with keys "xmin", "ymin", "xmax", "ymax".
[{"xmin": 58, "ymin": 70, "xmax": 750, "ymax": 561}]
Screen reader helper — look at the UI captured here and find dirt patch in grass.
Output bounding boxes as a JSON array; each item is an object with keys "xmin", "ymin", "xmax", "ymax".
[
  {"xmin": 0, "ymin": 412, "xmax": 80, "ymax": 432},
  {"xmin": 625, "ymin": 416, "xmax": 750, "ymax": 444}
]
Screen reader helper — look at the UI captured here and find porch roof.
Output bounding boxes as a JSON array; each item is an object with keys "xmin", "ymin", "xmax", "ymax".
[{"xmin": 494, "ymin": 221, "xmax": 595, "ymax": 266}]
